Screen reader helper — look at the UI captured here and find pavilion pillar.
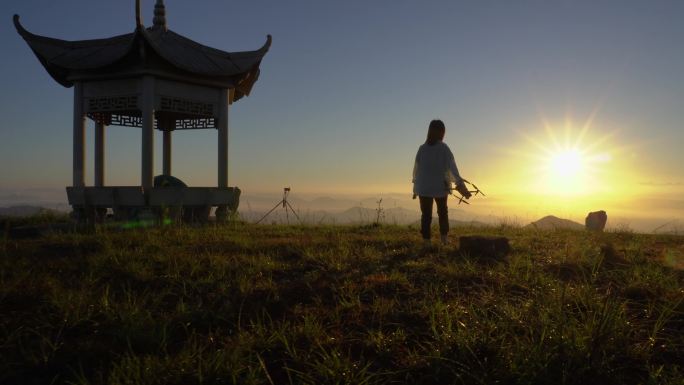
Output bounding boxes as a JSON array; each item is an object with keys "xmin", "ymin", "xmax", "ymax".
[
  {"xmin": 163, "ymin": 130, "xmax": 172, "ymax": 176},
  {"xmin": 72, "ymin": 82, "xmax": 86, "ymax": 187},
  {"xmin": 218, "ymin": 89, "xmax": 230, "ymax": 188},
  {"xmin": 141, "ymin": 76, "xmax": 155, "ymax": 189},
  {"xmin": 94, "ymin": 122, "xmax": 106, "ymax": 186}
]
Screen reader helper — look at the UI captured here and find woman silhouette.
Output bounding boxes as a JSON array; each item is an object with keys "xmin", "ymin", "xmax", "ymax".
[{"xmin": 412, "ymin": 119, "xmax": 470, "ymax": 246}]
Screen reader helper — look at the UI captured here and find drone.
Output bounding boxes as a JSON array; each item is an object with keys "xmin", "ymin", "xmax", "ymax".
[
  {"xmin": 412, "ymin": 179, "xmax": 485, "ymax": 205},
  {"xmin": 448, "ymin": 179, "xmax": 486, "ymax": 205}
]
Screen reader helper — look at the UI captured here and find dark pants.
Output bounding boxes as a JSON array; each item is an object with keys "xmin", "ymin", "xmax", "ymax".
[{"xmin": 419, "ymin": 196, "xmax": 449, "ymax": 240}]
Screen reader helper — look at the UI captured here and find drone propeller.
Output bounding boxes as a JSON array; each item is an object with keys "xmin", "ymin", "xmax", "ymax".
[
  {"xmin": 449, "ymin": 179, "xmax": 486, "ymax": 205},
  {"xmin": 462, "ymin": 179, "xmax": 486, "ymax": 197}
]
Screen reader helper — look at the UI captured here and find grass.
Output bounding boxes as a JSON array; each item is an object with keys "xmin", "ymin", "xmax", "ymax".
[{"xmin": 1, "ymin": 220, "xmax": 683, "ymax": 384}]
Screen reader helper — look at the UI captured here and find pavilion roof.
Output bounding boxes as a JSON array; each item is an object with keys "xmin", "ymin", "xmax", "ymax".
[{"xmin": 13, "ymin": 8, "xmax": 271, "ymax": 101}]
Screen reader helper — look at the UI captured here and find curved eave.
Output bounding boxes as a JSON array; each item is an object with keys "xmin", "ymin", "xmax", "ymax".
[
  {"xmin": 140, "ymin": 29, "xmax": 271, "ymax": 100},
  {"xmin": 14, "ymin": 14, "xmax": 136, "ymax": 87},
  {"xmin": 14, "ymin": 14, "xmax": 272, "ymax": 99},
  {"xmin": 142, "ymin": 28, "xmax": 272, "ymax": 75}
]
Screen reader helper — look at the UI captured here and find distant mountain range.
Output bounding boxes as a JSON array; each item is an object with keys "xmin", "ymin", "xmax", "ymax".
[
  {"xmin": 238, "ymin": 195, "xmax": 481, "ymax": 225},
  {"xmin": 0, "ymin": 205, "xmax": 61, "ymax": 217},
  {"xmin": 0, "ymin": 203, "xmax": 589, "ymax": 233},
  {"xmin": 239, "ymin": 205, "xmax": 425, "ymax": 225}
]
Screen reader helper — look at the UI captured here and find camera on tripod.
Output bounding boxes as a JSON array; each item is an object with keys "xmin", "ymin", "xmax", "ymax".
[{"xmin": 257, "ymin": 187, "xmax": 301, "ymax": 224}]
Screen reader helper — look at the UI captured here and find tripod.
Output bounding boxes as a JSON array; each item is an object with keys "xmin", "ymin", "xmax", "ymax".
[{"xmin": 256, "ymin": 187, "xmax": 302, "ymax": 224}]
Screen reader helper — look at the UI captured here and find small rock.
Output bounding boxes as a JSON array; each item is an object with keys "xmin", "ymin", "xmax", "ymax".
[{"xmin": 585, "ymin": 210, "xmax": 607, "ymax": 232}]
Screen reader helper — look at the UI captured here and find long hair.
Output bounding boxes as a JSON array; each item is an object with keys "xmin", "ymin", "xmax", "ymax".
[{"xmin": 426, "ymin": 119, "xmax": 445, "ymax": 145}]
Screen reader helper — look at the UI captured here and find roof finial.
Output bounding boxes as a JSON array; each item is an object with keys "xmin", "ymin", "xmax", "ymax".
[
  {"xmin": 153, "ymin": 0, "xmax": 167, "ymax": 31},
  {"xmin": 136, "ymin": 0, "xmax": 144, "ymax": 28}
]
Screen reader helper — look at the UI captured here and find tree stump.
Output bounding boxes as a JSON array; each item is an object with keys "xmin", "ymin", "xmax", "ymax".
[{"xmin": 459, "ymin": 236, "xmax": 511, "ymax": 259}]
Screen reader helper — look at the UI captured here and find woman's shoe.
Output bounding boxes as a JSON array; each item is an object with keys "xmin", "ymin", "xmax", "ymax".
[{"xmin": 440, "ymin": 235, "xmax": 448, "ymax": 246}]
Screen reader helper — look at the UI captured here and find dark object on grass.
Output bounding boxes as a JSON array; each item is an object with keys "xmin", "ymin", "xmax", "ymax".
[
  {"xmin": 7, "ymin": 224, "xmax": 68, "ymax": 239},
  {"xmin": 585, "ymin": 210, "xmax": 607, "ymax": 232},
  {"xmin": 459, "ymin": 235, "xmax": 511, "ymax": 259},
  {"xmin": 8, "ymin": 225, "xmax": 44, "ymax": 239},
  {"xmin": 154, "ymin": 175, "xmax": 187, "ymax": 188},
  {"xmin": 599, "ymin": 243, "xmax": 630, "ymax": 267}
]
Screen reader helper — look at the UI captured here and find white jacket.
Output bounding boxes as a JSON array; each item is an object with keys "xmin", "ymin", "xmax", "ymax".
[{"xmin": 412, "ymin": 141, "xmax": 464, "ymax": 197}]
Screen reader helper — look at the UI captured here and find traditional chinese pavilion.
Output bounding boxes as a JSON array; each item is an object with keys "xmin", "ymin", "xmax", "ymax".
[{"xmin": 14, "ymin": 0, "xmax": 271, "ymax": 222}]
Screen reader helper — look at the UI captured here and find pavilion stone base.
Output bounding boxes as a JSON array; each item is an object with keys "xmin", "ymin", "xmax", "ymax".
[{"xmin": 66, "ymin": 186, "xmax": 240, "ymax": 224}]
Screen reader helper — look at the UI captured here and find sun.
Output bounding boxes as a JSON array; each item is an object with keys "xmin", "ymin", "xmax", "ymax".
[
  {"xmin": 510, "ymin": 118, "xmax": 619, "ymax": 197},
  {"xmin": 490, "ymin": 106, "xmax": 643, "ymax": 218},
  {"xmin": 543, "ymin": 147, "xmax": 589, "ymax": 195},
  {"xmin": 549, "ymin": 149, "xmax": 583, "ymax": 178}
]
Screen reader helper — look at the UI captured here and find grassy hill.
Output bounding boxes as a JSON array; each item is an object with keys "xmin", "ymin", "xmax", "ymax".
[{"xmin": 1, "ymin": 222, "xmax": 683, "ymax": 384}]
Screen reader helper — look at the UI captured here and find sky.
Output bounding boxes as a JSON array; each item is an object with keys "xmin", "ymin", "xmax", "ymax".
[{"xmin": 1, "ymin": 0, "xmax": 683, "ymax": 229}]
